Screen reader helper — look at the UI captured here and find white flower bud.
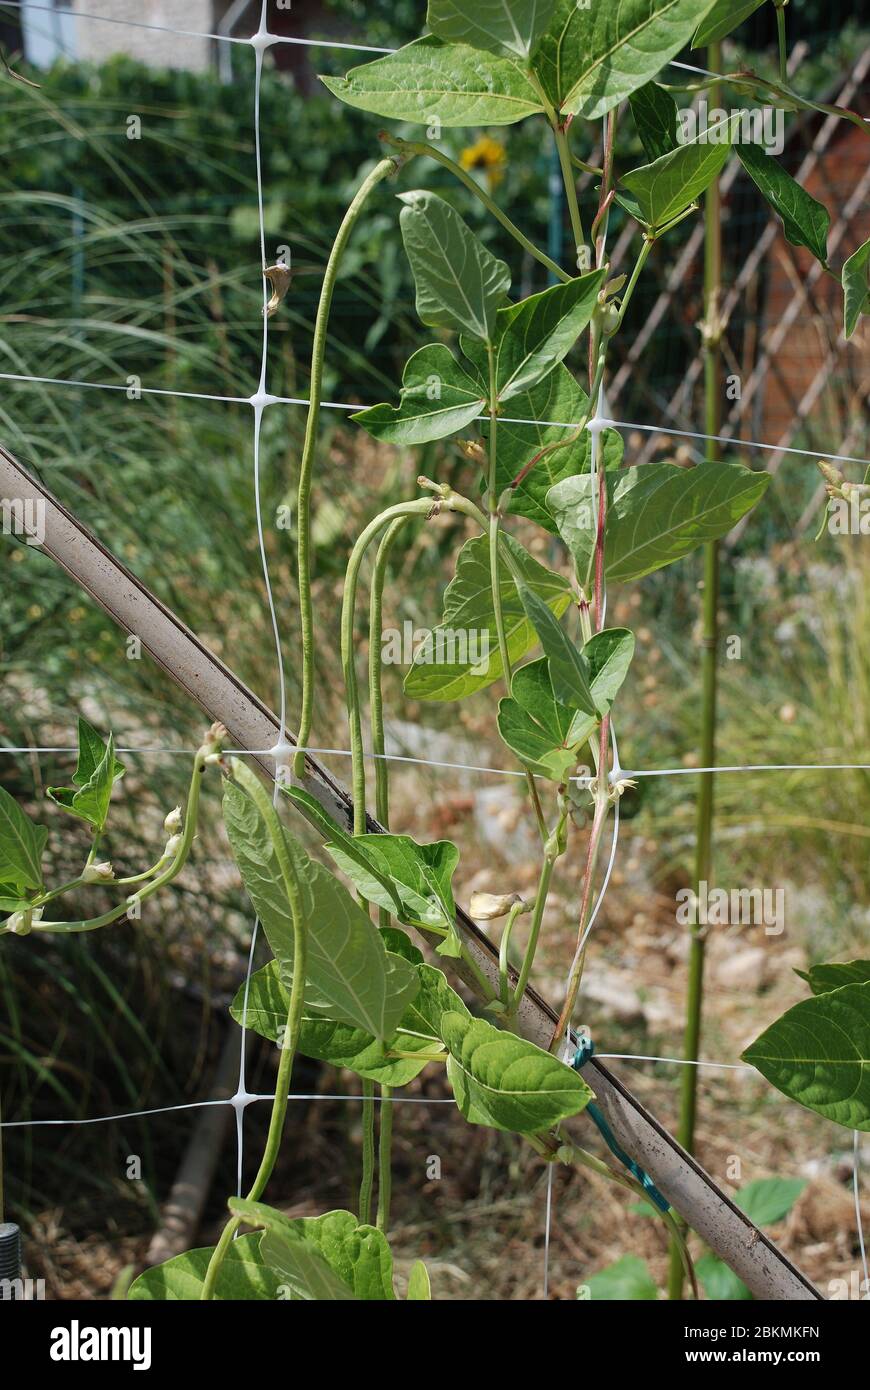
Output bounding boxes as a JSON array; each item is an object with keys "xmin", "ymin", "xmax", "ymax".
[
  {"xmin": 468, "ymin": 891, "xmax": 525, "ymax": 921},
  {"xmin": 82, "ymin": 860, "xmax": 115, "ymax": 884},
  {"xmin": 163, "ymin": 806, "xmax": 183, "ymax": 834},
  {"xmin": 164, "ymin": 834, "xmax": 183, "ymax": 857}
]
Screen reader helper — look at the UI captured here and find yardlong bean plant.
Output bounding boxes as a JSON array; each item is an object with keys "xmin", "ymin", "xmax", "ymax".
[{"xmin": 4, "ymin": 0, "xmax": 869, "ymax": 1301}]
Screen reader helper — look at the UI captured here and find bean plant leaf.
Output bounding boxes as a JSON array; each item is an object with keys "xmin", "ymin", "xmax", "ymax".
[
  {"xmin": 842, "ymin": 237, "xmax": 870, "ymax": 339},
  {"xmin": 401, "ymin": 962, "xmax": 471, "ymax": 1041},
  {"xmin": 407, "ymin": 1260, "xmax": 432, "ymax": 1299},
  {"xmin": 129, "ymin": 1235, "xmax": 280, "ymax": 1301},
  {"xmin": 734, "ymin": 1176, "xmax": 806, "ymax": 1227},
  {"xmin": 404, "ymin": 531, "xmax": 573, "ymax": 701},
  {"xmin": 354, "ymin": 343, "xmax": 485, "ymax": 445},
  {"xmin": 621, "ymin": 117, "xmax": 736, "ymax": 231},
  {"xmin": 742, "ymin": 982, "xmax": 870, "ymax": 1130},
  {"xmin": 483, "ymin": 269, "xmax": 607, "ymax": 402},
  {"xmin": 535, "ymin": 0, "xmax": 718, "ymax": 120},
  {"xmin": 223, "ymin": 762, "xmax": 417, "ymax": 1039},
  {"xmin": 584, "ymin": 1254, "xmax": 659, "ymax": 1300},
  {"xmin": 231, "ymin": 1200, "xmax": 396, "ymax": 1301},
  {"xmin": 498, "ymin": 629, "xmax": 634, "ymax": 779},
  {"xmin": 0, "ymin": 785, "xmax": 47, "ymax": 892},
  {"xmin": 548, "ymin": 462, "xmax": 770, "ymax": 586},
  {"xmin": 46, "ymin": 718, "xmax": 126, "ymax": 831},
  {"xmin": 498, "ymin": 658, "xmax": 592, "ymax": 781},
  {"xmin": 629, "ymin": 82, "xmax": 680, "ymax": 163},
  {"xmin": 693, "ymin": 0, "xmax": 765, "ymax": 46},
  {"xmin": 400, "ymin": 190, "xmax": 510, "ymax": 340},
  {"xmin": 321, "ymin": 36, "xmax": 545, "ymax": 128},
  {"xmin": 517, "ymin": 584, "xmax": 596, "ymax": 715},
  {"xmin": 737, "ymin": 144, "xmax": 830, "ymax": 265},
  {"xmin": 487, "ymin": 365, "xmax": 623, "ymax": 533},
  {"xmin": 427, "ymin": 0, "xmax": 556, "ymax": 59},
  {"xmin": 442, "ymin": 1010, "xmax": 592, "ymax": 1132},
  {"xmin": 229, "ymin": 962, "xmax": 439, "ymax": 1086},
  {"xmin": 282, "ymin": 785, "xmax": 460, "ymax": 949},
  {"xmin": 798, "ymin": 959, "xmax": 870, "ymax": 995}
]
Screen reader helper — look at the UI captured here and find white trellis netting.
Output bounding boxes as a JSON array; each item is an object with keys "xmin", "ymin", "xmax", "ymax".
[{"xmin": 0, "ymin": 0, "xmax": 868, "ymax": 1298}]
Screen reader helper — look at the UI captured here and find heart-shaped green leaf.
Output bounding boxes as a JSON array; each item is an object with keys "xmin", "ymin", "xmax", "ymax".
[
  {"xmin": 229, "ymin": 961, "xmax": 440, "ymax": 1086},
  {"xmin": 548, "ymin": 461, "xmax": 770, "ymax": 585},
  {"xmin": 401, "ymin": 962, "xmax": 471, "ymax": 1041},
  {"xmin": 621, "ymin": 117, "xmax": 736, "ymax": 231},
  {"xmin": 428, "ymin": 0, "xmax": 556, "ymax": 59},
  {"xmin": 442, "ymin": 1010, "xmax": 592, "ymax": 1132},
  {"xmin": 742, "ymin": 981, "xmax": 870, "ymax": 1130},
  {"xmin": 487, "ymin": 365, "xmax": 623, "ymax": 533},
  {"xmin": 354, "ymin": 343, "xmax": 485, "ymax": 445},
  {"xmin": 535, "ymin": 0, "xmax": 717, "ymax": 120},
  {"xmin": 0, "ymin": 785, "xmax": 47, "ymax": 892},
  {"xmin": 403, "ymin": 531, "xmax": 573, "ymax": 701},
  {"xmin": 129, "ymin": 1235, "xmax": 280, "ymax": 1301},
  {"xmin": 734, "ymin": 1177, "xmax": 806, "ymax": 1227},
  {"xmin": 737, "ymin": 144, "xmax": 830, "ymax": 265},
  {"xmin": 223, "ymin": 762, "xmax": 417, "ymax": 1039},
  {"xmin": 321, "ymin": 36, "xmax": 545, "ymax": 128},
  {"xmin": 517, "ymin": 583, "xmax": 597, "ymax": 715},
  {"xmin": 232, "ymin": 1201, "xmax": 396, "ymax": 1301},
  {"xmin": 400, "ymin": 189, "xmax": 510, "ymax": 340},
  {"xmin": 480, "ymin": 269, "xmax": 606, "ymax": 402},
  {"xmin": 629, "ymin": 82, "xmax": 680, "ymax": 163},
  {"xmin": 498, "ymin": 657, "xmax": 592, "ymax": 781},
  {"xmin": 693, "ymin": 0, "xmax": 764, "ymax": 47},
  {"xmin": 843, "ymin": 237, "xmax": 870, "ymax": 339}
]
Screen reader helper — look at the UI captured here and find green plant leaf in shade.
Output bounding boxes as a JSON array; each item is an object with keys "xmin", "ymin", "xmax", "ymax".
[
  {"xmin": 231, "ymin": 1200, "xmax": 396, "ymax": 1300},
  {"xmin": 843, "ymin": 237, "xmax": 870, "ymax": 339},
  {"xmin": 353, "ymin": 343, "xmax": 485, "ymax": 445},
  {"xmin": 407, "ymin": 1259, "xmax": 432, "ymax": 1299},
  {"xmin": 486, "ymin": 365, "xmax": 623, "ymax": 534},
  {"xmin": 535, "ymin": 0, "xmax": 717, "ymax": 120},
  {"xmin": 404, "ymin": 531, "xmax": 573, "ymax": 701},
  {"xmin": 399, "ymin": 190, "xmax": 510, "ymax": 341},
  {"xmin": 47, "ymin": 718, "xmax": 126, "ymax": 831},
  {"xmin": 401, "ymin": 963, "xmax": 471, "ymax": 1041},
  {"xmin": 498, "ymin": 658, "xmax": 591, "ymax": 781},
  {"xmin": 0, "ymin": 785, "xmax": 47, "ymax": 892},
  {"xmin": 229, "ymin": 962, "xmax": 440, "ymax": 1086},
  {"xmin": 798, "ymin": 959, "xmax": 870, "ymax": 996},
  {"xmin": 737, "ymin": 145, "xmax": 830, "ymax": 265},
  {"xmin": 621, "ymin": 118, "xmax": 736, "ymax": 231},
  {"xmin": 734, "ymin": 1176, "xmax": 806, "ymax": 1227},
  {"xmin": 695, "ymin": 1254, "xmax": 752, "ymax": 1301},
  {"xmin": 693, "ymin": 0, "xmax": 765, "ymax": 46},
  {"xmin": 517, "ymin": 584, "xmax": 597, "ymax": 716},
  {"xmin": 379, "ymin": 926, "xmax": 424, "ymax": 965},
  {"xmin": 281, "ymin": 784, "xmax": 460, "ymax": 946},
  {"xmin": 498, "ymin": 629, "xmax": 634, "ymax": 779},
  {"xmin": 321, "ymin": 36, "xmax": 545, "ymax": 128},
  {"xmin": 222, "ymin": 762, "xmax": 417, "ymax": 1040},
  {"xmin": 128, "ymin": 1235, "xmax": 281, "ymax": 1300},
  {"xmin": 629, "ymin": 82, "xmax": 680, "ymax": 163},
  {"xmin": 742, "ymin": 982, "xmax": 870, "ymax": 1130},
  {"xmin": 428, "ymin": 0, "xmax": 556, "ymax": 59},
  {"xmin": 260, "ymin": 1232, "xmax": 359, "ymax": 1301},
  {"xmin": 481, "ymin": 269, "xmax": 607, "ymax": 402},
  {"xmin": 583, "ymin": 1254, "xmax": 659, "ymax": 1300},
  {"xmin": 442, "ymin": 1010, "xmax": 592, "ymax": 1133},
  {"xmin": 548, "ymin": 462, "xmax": 770, "ymax": 586}
]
